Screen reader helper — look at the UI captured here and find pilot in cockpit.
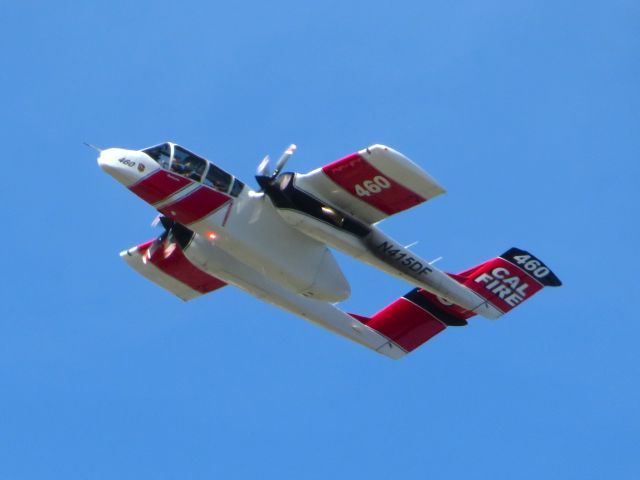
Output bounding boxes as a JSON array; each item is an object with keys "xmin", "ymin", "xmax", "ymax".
[
  {"xmin": 172, "ymin": 151, "xmax": 206, "ymax": 182},
  {"xmin": 171, "ymin": 157, "xmax": 194, "ymax": 176}
]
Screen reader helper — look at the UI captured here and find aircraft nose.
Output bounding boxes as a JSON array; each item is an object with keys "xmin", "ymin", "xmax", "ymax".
[
  {"xmin": 97, "ymin": 148, "xmax": 145, "ymax": 186},
  {"xmin": 97, "ymin": 148, "xmax": 118, "ymax": 173}
]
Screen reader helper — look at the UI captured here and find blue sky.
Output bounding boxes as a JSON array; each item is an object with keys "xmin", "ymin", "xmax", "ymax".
[{"xmin": 1, "ymin": 1, "xmax": 638, "ymax": 478}]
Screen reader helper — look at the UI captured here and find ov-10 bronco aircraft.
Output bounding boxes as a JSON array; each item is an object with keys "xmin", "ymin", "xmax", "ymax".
[{"xmin": 96, "ymin": 142, "xmax": 561, "ymax": 359}]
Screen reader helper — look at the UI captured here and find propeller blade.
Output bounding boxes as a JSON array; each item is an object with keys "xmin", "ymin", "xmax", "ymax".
[
  {"xmin": 145, "ymin": 216, "xmax": 192, "ymax": 261},
  {"xmin": 272, "ymin": 144, "xmax": 296, "ymax": 178},
  {"xmin": 257, "ymin": 155, "xmax": 271, "ymax": 177},
  {"xmin": 145, "ymin": 230, "xmax": 167, "ymax": 263},
  {"xmin": 151, "ymin": 214, "xmax": 162, "ymax": 228},
  {"xmin": 163, "ymin": 241, "xmax": 177, "ymax": 259}
]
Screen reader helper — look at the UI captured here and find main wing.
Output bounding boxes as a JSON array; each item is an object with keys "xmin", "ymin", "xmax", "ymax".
[
  {"xmin": 122, "ymin": 227, "xmax": 404, "ymax": 359},
  {"xmin": 294, "ymin": 144, "xmax": 445, "ymax": 224},
  {"xmin": 121, "ymin": 234, "xmax": 227, "ymax": 301}
]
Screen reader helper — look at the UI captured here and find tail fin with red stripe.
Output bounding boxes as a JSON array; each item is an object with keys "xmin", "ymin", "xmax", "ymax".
[
  {"xmin": 353, "ymin": 248, "xmax": 560, "ymax": 354},
  {"xmin": 452, "ymin": 247, "xmax": 561, "ymax": 316}
]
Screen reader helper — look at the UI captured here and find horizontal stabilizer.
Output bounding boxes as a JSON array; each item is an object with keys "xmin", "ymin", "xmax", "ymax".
[
  {"xmin": 352, "ymin": 288, "xmax": 475, "ymax": 352},
  {"xmin": 352, "ymin": 247, "xmax": 561, "ymax": 354},
  {"xmin": 451, "ymin": 248, "xmax": 561, "ymax": 317}
]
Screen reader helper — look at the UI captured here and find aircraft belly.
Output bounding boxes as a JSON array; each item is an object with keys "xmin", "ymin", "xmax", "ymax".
[
  {"xmin": 182, "ymin": 235, "xmax": 403, "ymax": 359},
  {"xmin": 276, "ymin": 209, "xmax": 366, "ymax": 258},
  {"xmin": 190, "ymin": 195, "xmax": 351, "ymax": 302}
]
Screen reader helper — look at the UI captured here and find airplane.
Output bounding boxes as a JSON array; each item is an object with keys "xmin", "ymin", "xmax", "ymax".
[{"xmin": 96, "ymin": 142, "xmax": 561, "ymax": 359}]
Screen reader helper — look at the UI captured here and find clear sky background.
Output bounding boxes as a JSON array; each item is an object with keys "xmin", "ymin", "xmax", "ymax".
[{"xmin": 1, "ymin": 1, "xmax": 638, "ymax": 479}]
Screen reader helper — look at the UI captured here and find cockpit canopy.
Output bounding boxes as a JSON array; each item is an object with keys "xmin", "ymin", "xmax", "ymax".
[{"xmin": 142, "ymin": 143, "xmax": 244, "ymax": 197}]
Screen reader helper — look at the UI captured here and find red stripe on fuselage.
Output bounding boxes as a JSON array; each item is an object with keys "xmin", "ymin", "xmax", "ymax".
[
  {"xmin": 158, "ymin": 186, "xmax": 230, "ymax": 226},
  {"xmin": 129, "ymin": 170, "xmax": 192, "ymax": 205},
  {"xmin": 363, "ymin": 298, "xmax": 446, "ymax": 352},
  {"xmin": 322, "ymin": 153, "xmax": 426, "ymax": 215},
  {"xmin": 147, "ymin": 241, "xmax": 226, "ymax": 293}
]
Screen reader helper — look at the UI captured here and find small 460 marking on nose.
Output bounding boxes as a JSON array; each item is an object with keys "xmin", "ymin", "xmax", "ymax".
[{"xmin": 118, "ymin": 157, "xmax": 136, "ymax": 168}]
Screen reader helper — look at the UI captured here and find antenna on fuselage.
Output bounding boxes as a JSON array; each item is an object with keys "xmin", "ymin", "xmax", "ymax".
[{"xmin": 83, "ymin": 142, "xmax": 103, "ymax": 153}]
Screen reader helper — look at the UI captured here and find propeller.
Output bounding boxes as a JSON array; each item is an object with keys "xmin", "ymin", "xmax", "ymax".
[
  {"xmin": 256, "ymin": 155, "xmax": 271, "ymax": 178},
  {"xmin": 144, "ymin": 217, "xmax": 172, "ymax": 263},
  {"xmin": 144, "ymin": 215, "xmax": 195, "ymax": 263},
  {"xmin": 273, "ymin": 144, "xmax": 296, "ymax": 178},
  {"xmin": 255, "ymin": 144, "xmax": 296, "ymax": 191},
  {"xmin": 150, "ymin": 214, "xmax": 174, "ymax": 230}
]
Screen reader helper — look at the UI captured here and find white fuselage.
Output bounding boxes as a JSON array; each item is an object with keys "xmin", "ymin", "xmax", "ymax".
[
  {"xmin": 98, "ymin": 147, "xmax": 350, "ymax": 302},
  {"xmin": 99, "ymin": 146, "xmax": 501, "ymax": 320}
]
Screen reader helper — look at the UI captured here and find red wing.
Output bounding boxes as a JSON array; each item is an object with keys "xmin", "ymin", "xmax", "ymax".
[
  {"xmin": 121, "ymin": 238, "xmax": 226, "ymax": 301},
  {"xmin": 294, "ymin": 144, "xmax": 445, "ymax": 224}
]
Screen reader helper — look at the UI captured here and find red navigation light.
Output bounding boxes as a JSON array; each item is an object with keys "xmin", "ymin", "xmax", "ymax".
[{"xmin": 207, "ymin": 231, "xmax": 217, "ymax": 240}]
